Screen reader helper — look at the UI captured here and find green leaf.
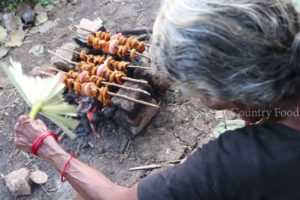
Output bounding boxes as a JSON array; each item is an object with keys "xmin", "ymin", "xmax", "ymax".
[{"xmin": 213, "ymin": 120, "xmax": 246, "ymax": 138}]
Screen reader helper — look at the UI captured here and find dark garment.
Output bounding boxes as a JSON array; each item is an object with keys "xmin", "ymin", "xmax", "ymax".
[{"xmin": 138, "ymin": 124, "xmax": 300, "ymax": 200}]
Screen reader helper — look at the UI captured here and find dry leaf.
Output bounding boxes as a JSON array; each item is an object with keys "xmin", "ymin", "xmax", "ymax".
[
  {"xmin": 213, "ymin": 119, "xmax": 246, "ymax": 138},
  {"xmin": 5, "ymin": 30, "xmax": 25, "ymax": 47},
  {"xmin": 35, "ymin": 12, "xmax": 48, "ymax": 26},
  {"xmin": 0, "ymin": 25, "xmax": 7, "ymax": 43},
  {"xmin": 38, "ymin": 20, "xmax": 58, "ymax": 34},
  {"xmin": 0, "ymin": 47, "xmax": 10, "ymax": 59},
  {"xmin": 3, "ymin": 13, "xmax": 23, "ymax": 31}
]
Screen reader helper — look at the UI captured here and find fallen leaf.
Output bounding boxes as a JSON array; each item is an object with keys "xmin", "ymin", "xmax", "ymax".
[
  {"xmin": 34, "ymin": 3, "xmax": 45, "ymax": 15},
  {"xmin": 213, "ymin": 119, "xmax": 246, "ymax": 138},
  {"xmin": 35, "ymin": 12, "xmax": 48, "ymax": 26},
  {"xmin": 0, "ymin": 25, "xmax": 7, "ymax": 43},
  {"xmin": 0, "ymin": 47, "xmax": 10, "ymax": 59},
  {"xmin": 5, "ymin": 30, "xmax": 25, "ymax": 47},
  {"xmin": 3, "ymin": 13, "xmax": 23, "ymax": 31},
  {"xmin": 38, "ymin": 20, "xmax": 58, "ymax": 34}
]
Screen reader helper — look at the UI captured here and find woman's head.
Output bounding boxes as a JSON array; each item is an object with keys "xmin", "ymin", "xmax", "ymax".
[{"xmin": 151, "ymin": 0, "xmax": 300, "ymax": 109}]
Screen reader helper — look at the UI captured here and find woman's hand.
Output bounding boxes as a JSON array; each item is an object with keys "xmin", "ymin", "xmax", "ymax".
[{"xmin": 14, "ymin": 115, "xmax": 50, "ymax": 154}]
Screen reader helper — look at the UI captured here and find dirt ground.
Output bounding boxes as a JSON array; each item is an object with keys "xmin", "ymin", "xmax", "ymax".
[{"xmin": 0, "ymin": 0, "xmax": 217, "ymax": 199}]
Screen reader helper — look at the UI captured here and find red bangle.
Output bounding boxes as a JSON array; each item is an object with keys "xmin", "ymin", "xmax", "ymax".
[
  {"xmin": 61, "ymin": 154, "xmax": 75, "ymax": 182},
  {"xmin": 31, "ymin": 132, "xmax": 58, "ymax": 156}
]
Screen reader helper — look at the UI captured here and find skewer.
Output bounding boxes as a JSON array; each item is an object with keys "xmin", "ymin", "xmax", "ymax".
[
  {"xmin": 48, "ymin": 50, "xmax": 148, "ymax": 84},
  {"xmin": 75, "ymin": 26, "xmax": 151, "ymax": 59},
  {"xmin": 108, "ymin": 92, "xmax": 159, "ymax": 108},
  {"xmin": 57, "ymin": 48, "xmax": 152, "ymax": 70},
  {"xmin": 48, "ymin": 50, "xmax": 77, "ymax": 65},
  {"xmin": 46, "ymin": 67, "xmax": 151, "ymax": 96}
]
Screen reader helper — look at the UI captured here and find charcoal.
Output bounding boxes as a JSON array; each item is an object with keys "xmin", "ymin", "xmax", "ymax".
[{"xmin": 102, "ymin": 106, "xmax": 117, "ymax": 119}]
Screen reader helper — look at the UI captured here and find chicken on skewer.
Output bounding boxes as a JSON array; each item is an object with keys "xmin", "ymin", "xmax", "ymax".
[
  {"xmin": 75, "ymin": 26, "xmax": 150, "ymax": 48},
  {"xmin": 58, "ymin": 48, "xmax": 151, "ymax": 72},
  {"xmin": 64, "ymin": 78, "xmax": 159, "ymax": 108},
  {"xmin": 86, "ymin": 35, "xmax": 147, "ymax": 59},
  {"xmin": 48, "ymin": 50, "xmax": 148, "ymax": 84},
  {"xmin": 64, "ymin": 70, "xmax": 150, "ymax": 95}
]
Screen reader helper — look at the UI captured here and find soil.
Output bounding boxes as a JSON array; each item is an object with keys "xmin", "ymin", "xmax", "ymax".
[{"xmin": 0, "ymin": 0, "xmax": 218, "ymax": 199}]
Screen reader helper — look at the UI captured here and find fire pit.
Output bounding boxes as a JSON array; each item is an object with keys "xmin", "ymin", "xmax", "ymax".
[{"xmin": 47, "ymin": 24, "xmax": 168, "ymax": 139}]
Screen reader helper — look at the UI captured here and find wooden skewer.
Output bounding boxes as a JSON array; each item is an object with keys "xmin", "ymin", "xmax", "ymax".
[
  {"xmin": 75, "ymin": 25, "xmax": 96, "ymax": 34},
  {"xmin": 103, "ymin": 82, "xmax": 150, "ymax": 96},
  {"xmin": 48, "ymin": 50, "xmax": 77, "ymax": 65},
  {"xmin": 75, "ymin": 26, "xmax": 151, "ymax": 58},
  {"xmin": 57, "ymin": 48, "xmax": 152, "ymax": 70},
  {"xmin": 108, "ymin": 92, "xmax": 159, "ymax": 108},
  {"xmin": 46, "ymin": 66, "xmax": 151, "ymax": 96}
]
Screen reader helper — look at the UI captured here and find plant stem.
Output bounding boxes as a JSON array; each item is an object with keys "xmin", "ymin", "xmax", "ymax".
[{"xmin": 29, "ymin": 102, "xmax": 43, "ymax": 119}]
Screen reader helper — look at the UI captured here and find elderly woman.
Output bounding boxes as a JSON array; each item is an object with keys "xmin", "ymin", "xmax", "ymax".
[{"xmin": 14, "ymin": 0, "xmax": 300, "ymax": 199}]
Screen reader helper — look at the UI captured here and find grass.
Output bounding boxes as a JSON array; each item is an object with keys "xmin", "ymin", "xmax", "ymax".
[{"xmin": 3, "ymin": 0, "xmax": 53, "ymax": 12}]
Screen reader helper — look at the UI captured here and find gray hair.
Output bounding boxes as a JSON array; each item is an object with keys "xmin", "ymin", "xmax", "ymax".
[{"xmin": 151, "ymin": 0, "xmax": 300, "ymax": 107}]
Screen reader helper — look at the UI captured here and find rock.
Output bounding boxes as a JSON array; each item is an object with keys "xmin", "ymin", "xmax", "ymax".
[
  {"xmin": 30, "ymin": 170, "xmax": 48, "ymax": 184},
  {"xmin": 29, "ymin": 44, "xmax": 44, "ymax": 56},
  {"xmin": 4, "ymin": 168, "xmax": 31, "ymax": 196},
  {"xmin": 50, "ymin": 42, "xmax": 79, "ymax": 63},
  {"xmin": 77, "ymin": 18, "xmax": 103, "ymax": 36},
  {"xmin": 21, "ymin": 9, "xmax": 36, "ymax": 26}
]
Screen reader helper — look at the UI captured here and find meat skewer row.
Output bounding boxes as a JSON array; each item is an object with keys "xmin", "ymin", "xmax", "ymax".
[
  {"xmin": 58, "ymin": 48, "xmax": 152, "ymax": 71},
  {"xmin": 64, "ymin": 70, "xmax": 151, "ymax": 96},
  {"xmin": 75, "ymin": 26, "xmax": 150, "ymax": 48},
  {"xmin": 87, "ymin": 34, "xmax": 145, "ymax": 53},
  {"xmin": 86, "ymin": 35, "xmax": 146, "ymax": 59},
  {"xmin": 48, "ymin": 50, "xmax": 148, "ymax": 84},
  {"xmin": 64, "ymin": 78, "xmax": 159, "ymax": 108}
]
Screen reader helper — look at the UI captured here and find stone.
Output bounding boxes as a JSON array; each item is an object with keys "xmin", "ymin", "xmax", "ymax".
[
  {"xmin": 29, "ymin": 44, "xmax": 44, "ymax": 56},
  {"xmin": 21, "ymin": 9, "xmax": 36, "ymax": 26},
  {"xmin": 4, "ymin": 168, "xmax": 31, "ymax": 196}
]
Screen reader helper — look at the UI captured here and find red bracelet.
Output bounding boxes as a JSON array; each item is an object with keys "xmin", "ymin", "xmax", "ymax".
[
  {"xmin": 61, "ymin": 154, "xmax": 75, "ymax": 182},
  {"xmin": 31, "ymin": 132, "xmax": 58, "ymax": 156}
]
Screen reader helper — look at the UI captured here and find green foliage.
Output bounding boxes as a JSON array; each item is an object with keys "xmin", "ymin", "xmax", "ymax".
[{"xmin": 6, "ymin": 0, "xmax": 53, "ymax": 12}]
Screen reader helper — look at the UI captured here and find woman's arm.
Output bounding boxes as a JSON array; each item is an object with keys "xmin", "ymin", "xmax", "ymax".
[{"xmin": 14, "ymin": 116, "xmax": 138, "ymax": 200}]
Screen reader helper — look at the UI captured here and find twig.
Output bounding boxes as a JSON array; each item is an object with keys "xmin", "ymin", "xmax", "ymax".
[
  {"xmin": 40, "ymin": 184, "xmax": 51, "ymax": 196},
  {"xmin": 109, "ymin": 92, "xmax": 159, "ymax": 108},
  {"xmin": 129, "ymin": 164, "xmax": 162, "ymax": 171},
  {"xmin": 48, "ymin": 50, "xmax": 77, "ymax": 65}
]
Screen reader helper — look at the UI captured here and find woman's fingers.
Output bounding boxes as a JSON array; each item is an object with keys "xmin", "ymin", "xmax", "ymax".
[{"xmin": 18, "ymin": 115, "xmax": 29, "ymax": 122}]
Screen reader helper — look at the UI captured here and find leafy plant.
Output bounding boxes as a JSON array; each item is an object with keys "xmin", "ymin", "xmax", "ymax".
[{"xmin": 5, "ymin": 0, "xmax": 53, "ymax": 12}]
